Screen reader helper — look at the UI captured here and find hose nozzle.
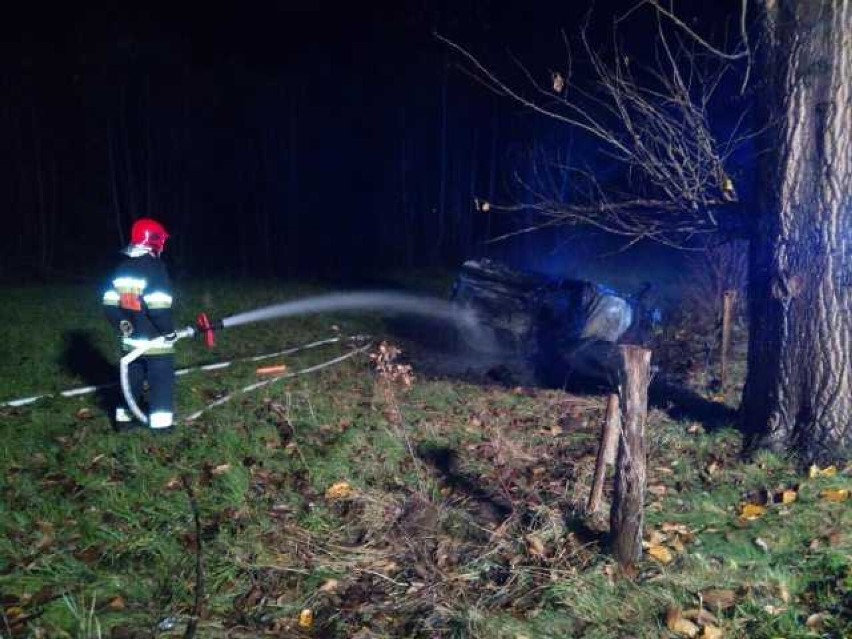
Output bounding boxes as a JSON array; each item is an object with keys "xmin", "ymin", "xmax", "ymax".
[{"xmin": 196, "ymin": 313, "xmax": 221, "ymax": 349}]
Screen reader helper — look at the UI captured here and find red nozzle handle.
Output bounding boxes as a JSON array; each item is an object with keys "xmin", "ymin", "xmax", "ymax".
[{"xmin": 196, "ymin": 313, "xmax": 216, "ymax": 349}]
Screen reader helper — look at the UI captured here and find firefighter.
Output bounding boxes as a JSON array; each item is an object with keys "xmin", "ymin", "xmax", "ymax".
[{"xmin": 102, "ymin": 218, "xmax": 176, "ymax": 432}]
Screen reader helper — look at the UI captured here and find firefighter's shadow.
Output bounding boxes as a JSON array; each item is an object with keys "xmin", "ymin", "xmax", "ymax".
[
  {"xmin": 418, "ymin": 444, "xmax": 512, "ymax": 526},
  {"xmin": 59, "ymin": 330, "xmax": 119, "ymax": 417}
]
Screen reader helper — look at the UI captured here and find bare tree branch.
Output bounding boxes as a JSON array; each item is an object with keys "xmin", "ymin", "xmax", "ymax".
[
  {"xmin": 438, "ymin": 1, "xmax": 753, "ymax": 248},
  {"xmin": 640, "ymin": 0, "xmax": 748, "ymax": 61}
]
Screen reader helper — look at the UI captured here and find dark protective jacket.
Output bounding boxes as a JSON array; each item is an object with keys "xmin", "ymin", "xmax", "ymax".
[{"xmin": 102, "ymin": 252, "xmax": 175, "ymax": 355}]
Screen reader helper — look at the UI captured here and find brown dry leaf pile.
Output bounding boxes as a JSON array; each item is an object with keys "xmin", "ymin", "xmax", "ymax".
[{"xmin": 644, "ymin": 522, "xmax": 696, "ymax": 564}]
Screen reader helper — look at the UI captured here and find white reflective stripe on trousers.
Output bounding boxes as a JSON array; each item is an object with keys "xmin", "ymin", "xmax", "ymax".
[{"xmin": 149, "ymin": 412, "xmax": 173, "ymax": 429}]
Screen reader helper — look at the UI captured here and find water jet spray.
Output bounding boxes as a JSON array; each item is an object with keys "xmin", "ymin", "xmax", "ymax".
[{"xmin": 121, "ymin": 291, "xmax": 485, "ymax": 423}]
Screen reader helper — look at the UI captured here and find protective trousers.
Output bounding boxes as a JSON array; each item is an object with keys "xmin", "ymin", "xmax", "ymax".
[{"xmin": 116, "ymin": 354, "xmax": 175, "ymax": 429}]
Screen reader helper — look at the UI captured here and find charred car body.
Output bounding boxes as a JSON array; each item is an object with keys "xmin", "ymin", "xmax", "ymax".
[{"xmin": 451, "ymin": 259, "xmax": 658, "ymax": 387}]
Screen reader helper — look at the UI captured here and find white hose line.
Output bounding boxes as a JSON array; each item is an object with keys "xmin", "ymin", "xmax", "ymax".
[
  {"xmin": 183, "ymin": 342, "xmax": 373, "ymax": 422},
  {"xmin": 120, "ymin": 339, "xmax": 153, "ymax": 423},
  {"xmin": 0, "ymin": 335, "xmax": 356, "ymax": 408}
]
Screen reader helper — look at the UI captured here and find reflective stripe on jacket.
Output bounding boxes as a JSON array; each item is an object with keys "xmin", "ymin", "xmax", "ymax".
[{"xmin": 102, "ymin": 253, "xmax": 175, "ymax": 353}]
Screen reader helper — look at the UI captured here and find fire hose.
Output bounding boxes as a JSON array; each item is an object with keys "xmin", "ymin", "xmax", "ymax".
[
  {"xmin": 119, "ymin": 313, "xmax": 373, "ymax": 424},
  {"xmin": 120, "ymin": 314, "xmax": 221, "ymax": 424},
  {"xmin": 0, "ymin": 335, "xmax": 351, "ymax": 409},
  {"xmin": 118, "ymin": 313, "xmax": 373, "ymax": 424}
]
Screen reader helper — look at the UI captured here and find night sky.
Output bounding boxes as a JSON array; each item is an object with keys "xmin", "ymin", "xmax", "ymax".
[{"xmin": 1, "ymin": 1, "xmax": 747, "ymax": 284}]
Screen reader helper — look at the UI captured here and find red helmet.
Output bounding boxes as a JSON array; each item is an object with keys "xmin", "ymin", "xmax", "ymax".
[{"xmin": 130, "ymin": 218, "xmax": 169, "ymax": 256}]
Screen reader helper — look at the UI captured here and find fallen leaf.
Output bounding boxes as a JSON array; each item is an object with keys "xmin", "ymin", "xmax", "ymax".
[
  {"xmin": 76, "ymin": 408, "xmax": 94, "ymax": 420},
  {"xmin": 706, "ymin": 461, "xmax": 720, "ymax": 476},
  {"xmin": 74, "ymin": 545, "xmax": 102, "ymax": 565},
  {"xmin": 809, "ymin": 464, "xmax": 837, "ymax": 478},
  {"xmin": 700, "ymin": 624, "xmax": 724, "ymax": 639},
  {"xmin": 4, "ymin": 606, "xmax": 25, "ymax": 621},
  {"xmin": 739, "ymin": 503, "xmax": 767, "ymax": 520},
  {"xmin": 661, "ymin": 522, "xmax": 692, "ymax": 536},
  {"xmin": 781, "ymin": 489, "xmax": 797, "ymax": 504},
  {"xmin": 646, "ymin": 530, "xmax": 667, "ymax": 546},
  {"xmin": 526, "ymin": 534, "xmax": 547, "ymax": 558},
  {"xmin": 805, "ymin": 612, "xmax": 829, "ymax": 630},
  {"xmin": 701, "ymin": 589, "xmax": 737, "ymax": 611},
  {"xmin": 298, "ymin": 608, "xmax": 314, "ymax": 629},
  {"xmin": 820, "ymin": 489, "xmax": 849, "ymax": 502},
  {"xmin": 107, "ymin": 596, "xmax": 126, "ymax": 611},
  {"xmin": 319, "ymin": 579, "xmax": 339, "ymax": 593},
  {"xmin": 648, "ymin": 484, "xmax": 668, "ymax": 496},
  {"xmin": 164, "ymin": 477, "xmax": 182, "ymax": 490},
  {"xmin": 666, "ymin": 606, "xmax": 699, "ymax": 638},
  {"xmin": 647, "ymin": 545, "xmax": 674, "ymax": 564},
  {"xmin": 325, "ymin": 481, "xmax": 355, "ymax": 501}
]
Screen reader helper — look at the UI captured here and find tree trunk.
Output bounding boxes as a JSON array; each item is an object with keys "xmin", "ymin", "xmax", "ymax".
[
  {"xmin": 107, "ymin": 120, "xmax": 125, "ymax": 245},
  {"xmin": 720, "ymin": 290, "xmax": 736, "ymax": 392},
  {"xmin": 742, "ymin": 0, "xmax": 852, "ymax": 463},
  {"xmin": 610, "ymin": 346, "xmax": 650, "ymax": 569},
  {"xmin": 434, "ymin": 56, "xmax": 448, "ymax": 264}
]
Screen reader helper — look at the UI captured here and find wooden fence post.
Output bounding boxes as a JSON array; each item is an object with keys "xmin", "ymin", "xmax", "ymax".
[
  {"xmin": 720, "ymin": 290, "xmax": 737, "ymax": 393},
  {"xmin": 587, "ymin": 393, "xmax": 621, "ymax": 514},
  {"xmin": 610, "ymin": 345, "xmax": 651, "ymax": 569}
]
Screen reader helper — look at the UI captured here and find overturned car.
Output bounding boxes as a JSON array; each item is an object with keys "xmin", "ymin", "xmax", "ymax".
[{"xmin": 450, "ymin": 259, "xmax": 658, "ymax": 387}]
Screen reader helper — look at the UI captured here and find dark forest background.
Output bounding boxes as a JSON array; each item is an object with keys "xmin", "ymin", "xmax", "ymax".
[{"xmin": 1, "ymin": 1, "xmax": 739, "ymax": 285}]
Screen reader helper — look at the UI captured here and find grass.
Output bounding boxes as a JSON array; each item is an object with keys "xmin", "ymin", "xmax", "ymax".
[{"xmin": 0, "ymin": 279, "xmax": 850, "ymax": 638}]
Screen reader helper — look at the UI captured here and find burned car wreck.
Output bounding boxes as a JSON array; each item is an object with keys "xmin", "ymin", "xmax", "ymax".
[{"xmin": 450, "ymin": 259, "xmax": 658, "ymax": 388}]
